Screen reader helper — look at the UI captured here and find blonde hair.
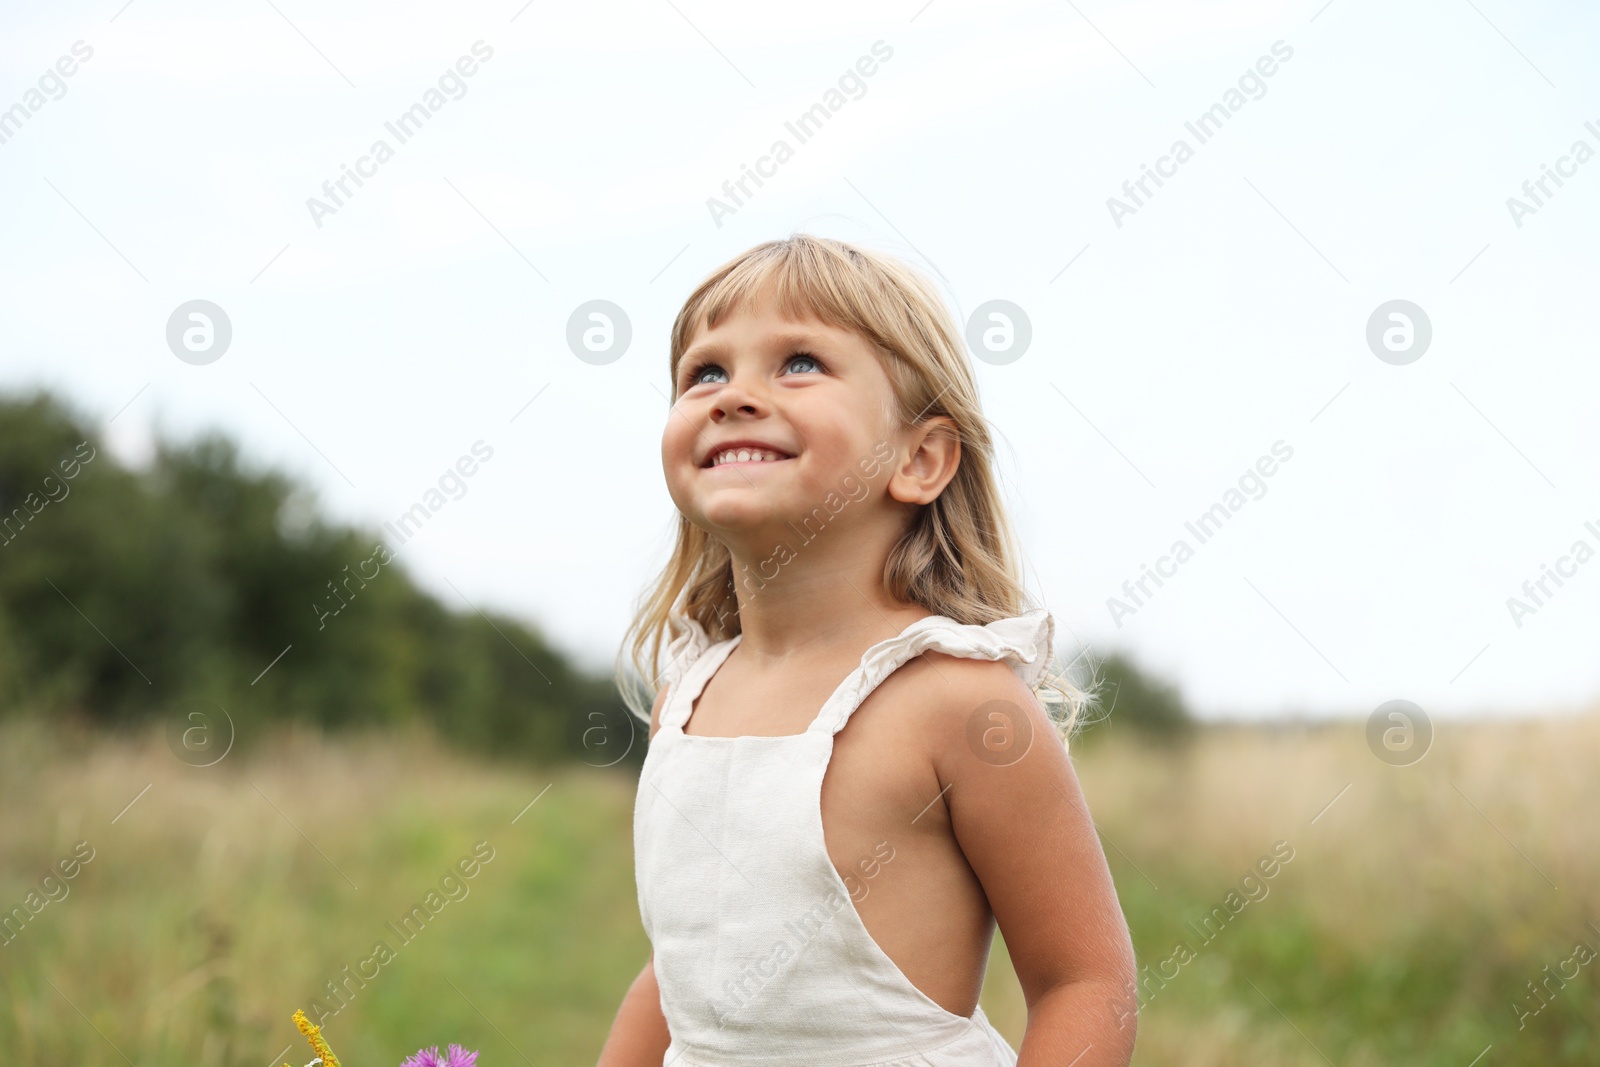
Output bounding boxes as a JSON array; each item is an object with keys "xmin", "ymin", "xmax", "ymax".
[{"xmin": 615, "ymin": 234, "xmax": 1088, "ymax": 743}]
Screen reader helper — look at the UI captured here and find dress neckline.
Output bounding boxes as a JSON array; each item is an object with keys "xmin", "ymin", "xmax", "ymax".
[{"xmin": 671, "ymin": 614, "xmax": 943, "ymax": 741}]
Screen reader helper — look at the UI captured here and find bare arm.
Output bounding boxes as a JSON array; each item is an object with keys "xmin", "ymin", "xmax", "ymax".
[
  {"xmin": 596, "ymin": 953, "xmax": 672, "ymax": 1067},
  {"xmin": 596, "ymin": 684, "xmax": 673, "ymax": 1067},
  {"xmin": 932, "ymin": 660, "xmax": 1139, "ymax": 1067}
]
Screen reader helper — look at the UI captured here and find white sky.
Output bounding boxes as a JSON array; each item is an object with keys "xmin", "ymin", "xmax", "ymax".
[{"xmin": 2, "ymin": 0, "xmax": 1596, "ymax": 720}]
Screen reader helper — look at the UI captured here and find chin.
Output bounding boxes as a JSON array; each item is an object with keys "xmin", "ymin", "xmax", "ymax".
[
  {"xmin": 694, "ymin": 496, "xmax": 804, "ymax": 539},
  {"xmin": 697, "ymin": 504, "xmax": 780, "ymax": 534}
]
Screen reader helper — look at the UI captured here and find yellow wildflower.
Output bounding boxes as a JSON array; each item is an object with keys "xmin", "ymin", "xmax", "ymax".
[{"xmin": 280, "ymin": 1008, "xmax": 342, "ymax": 1067}]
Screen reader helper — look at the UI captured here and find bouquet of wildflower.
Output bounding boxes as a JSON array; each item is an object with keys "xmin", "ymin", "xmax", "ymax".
[{"xmin": 282, "ymin": 1008, "xmax": 479, "ymax": 1067}]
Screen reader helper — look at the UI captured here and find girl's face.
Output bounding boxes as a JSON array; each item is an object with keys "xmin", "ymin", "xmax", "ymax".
[{"xmin": 662, "ymin": 286, "xmax": 906, "ymax": 548}]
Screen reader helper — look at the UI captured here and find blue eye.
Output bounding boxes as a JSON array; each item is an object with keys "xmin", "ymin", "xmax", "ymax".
[
  {"xmin": 680, "ymin": 352, "xmax": 824, "ymax": 390},
  {"xmin": 785, "ymin": 352, "xmax": 822, "ymax": 374},
  {"xmin": 687, "ymin": 361, "xmax": 725, "ymax": 386}
]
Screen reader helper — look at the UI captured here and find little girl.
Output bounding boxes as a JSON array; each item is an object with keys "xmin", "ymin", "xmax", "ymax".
[{"xmin": 601, "ymin": 235, "xmax": 1137, "ymax": 1067}]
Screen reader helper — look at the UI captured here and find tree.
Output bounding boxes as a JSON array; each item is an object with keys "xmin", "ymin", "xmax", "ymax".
[{"xmin": 1072, "ymin": 649, "xmax": 1194, "ymax": 745}]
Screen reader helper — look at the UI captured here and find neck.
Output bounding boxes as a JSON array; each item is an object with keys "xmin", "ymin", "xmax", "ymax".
[{"xmin": 719, "ymin": 520, "xmax": 932, "ymax": 663}]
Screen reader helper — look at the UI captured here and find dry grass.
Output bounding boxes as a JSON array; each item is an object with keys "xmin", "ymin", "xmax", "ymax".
[
  {"xmin": 989, "ymin": 710, "xmax": 1600, "ymax": 1064},
  {"xmin": 2, "ymin": 708, "xmax": 1597, "ymax": 1065}
]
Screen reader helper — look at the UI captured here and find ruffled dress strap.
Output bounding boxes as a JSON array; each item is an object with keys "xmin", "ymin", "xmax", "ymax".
[
  {"xmin": 655, "ymin": 615, "xmax": 747, "ymax": 731},
  {"xmin": 657, "ymin": 615, "xmax": 713, "ymax": 695},
  {"xmin": 809, "ymin": 607, "xmax": 1055, "ymax": 738}
]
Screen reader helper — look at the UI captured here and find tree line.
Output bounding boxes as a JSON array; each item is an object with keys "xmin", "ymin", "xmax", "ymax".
[{"xmin": 0, "ymin": 390, "xmax": 636, "ymax": 769}]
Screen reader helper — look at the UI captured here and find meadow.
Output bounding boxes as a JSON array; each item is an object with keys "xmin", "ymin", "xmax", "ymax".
[{"xmin": 2, "ymin": 709, "xmax": 1595, "ymax": 1066}]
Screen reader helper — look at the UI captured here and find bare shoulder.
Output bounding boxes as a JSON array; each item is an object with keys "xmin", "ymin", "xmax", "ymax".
[{"xmin": 899, "ymin": 651, "xmax": 1064, "ymax": 780}]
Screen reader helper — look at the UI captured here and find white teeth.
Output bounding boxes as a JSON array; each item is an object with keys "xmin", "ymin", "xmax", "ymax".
[{"xmin": 712, "ymin": 448, "xmax": 785, "ymax": 465}]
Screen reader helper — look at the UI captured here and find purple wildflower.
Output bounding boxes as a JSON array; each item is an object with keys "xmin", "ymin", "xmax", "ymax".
[{"xmin": 399, "ymin": 1043, "xmax": 479, "ymax": 1067}]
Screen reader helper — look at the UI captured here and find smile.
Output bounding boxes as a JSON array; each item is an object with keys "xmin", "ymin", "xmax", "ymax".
[{"xmin": 705, "ymin": 447, "xmax": 793, "ymax": 467}]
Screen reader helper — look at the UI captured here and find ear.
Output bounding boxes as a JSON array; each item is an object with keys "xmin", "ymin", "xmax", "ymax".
[{"xmin": 887, "ymin": 417, "xmax": 961, "ymax": 505}]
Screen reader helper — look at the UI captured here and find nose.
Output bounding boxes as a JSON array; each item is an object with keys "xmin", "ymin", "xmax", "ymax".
[{"xmin": 710, "ymin": 374, "xmax": 766, "ymax": 420}]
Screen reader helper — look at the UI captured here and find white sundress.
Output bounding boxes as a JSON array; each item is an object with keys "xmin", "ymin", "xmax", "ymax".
[{"xmin": 633, "ymin": 608, "xmax": 1056, "ymax": 1066}]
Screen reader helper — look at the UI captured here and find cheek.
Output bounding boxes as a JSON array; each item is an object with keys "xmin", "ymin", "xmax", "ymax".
[
  {"xmin": 661, "ymin": 412, "xmax": 696, "ymax": 465},
  {"xmin": 797, "ymin": 419, "xmax": 862, "ymax": 469},
  {"xmin": 660, "ymin": 416, "xmax": 702, "ymax": 509}
]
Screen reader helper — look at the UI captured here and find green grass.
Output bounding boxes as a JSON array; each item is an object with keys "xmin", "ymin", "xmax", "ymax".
[{"xmin": 1, "ymin": 710, "xmax": 1596, "ymax": 1065}]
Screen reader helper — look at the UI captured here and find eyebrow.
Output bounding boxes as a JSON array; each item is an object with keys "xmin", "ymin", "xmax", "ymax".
[{"xmin": 680, "ymin": 330, "xmax": 837, "ymax": 369}]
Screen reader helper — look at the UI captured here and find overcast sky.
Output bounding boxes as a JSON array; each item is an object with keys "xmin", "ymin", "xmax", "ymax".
[{"xmin": 2, "ymin": 0, "xmax": 1596, "ymax": 720}]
